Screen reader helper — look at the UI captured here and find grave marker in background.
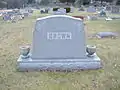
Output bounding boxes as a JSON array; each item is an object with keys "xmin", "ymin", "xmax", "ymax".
[
  {"xmin": 111, "ymin": 6, "xmax": 120, "ymax": 13},
  {"xmin": 87, "ymin": 6, "xmax": 96, "ymax": 13},
  {"xmin": 53, "ymin": 8, "xmax": 66, "ymax": 15}
]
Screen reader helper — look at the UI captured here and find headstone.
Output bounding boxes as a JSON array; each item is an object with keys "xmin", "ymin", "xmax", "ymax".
[
  {"xmin": 111, "ymin": 6, "xmax": 120, "ymax": 13},
  {"xmin": 96, "ymin": 32, "xmax": 118, "ymax": 38},
  {"xmin": 111, "ymin": 17, "xmax": 120, "ymax": 20},
  {"xmin": 86, "ymin": 15, "xmax": 98, "ymax": 21},
  {"xmin": 106, "ymin": 6, "xmax": 111, "ymax": 11},
  {"xmin": 90, "ymin": 15, "xmax": 98, "ymax": 20},
  {"xmin": 86, "ymin": 15, "xmax": 91, "ymax": 20},
  {"xmin": 58, "ymin": 8, "xmax": 66, "ymax": 13},
  {"xmin": 53, "ymin": 8, "xmax": 66, "ymax": 15},
  {"xmin": 17, "ymin": 15, "xmax": 102, "ymax": 71},
  {"xmin": 0, "ymin": 13, "xmax": 2, "ymax": 16},
  {"xmin": 70, "ymin": 7, "xmax": 74, "ymax": 13},
  {"xmin": 87, "ymin": 6, "xmax": 96, "ymax": 13},
  {"xmin": 3, "ymin": 14, "xmax": 11, "ymax": 21},
  {"xmin": 20, "ymin": 9, "xmax": 30, "ymax": 17},
  {"xmin": 23, "ymin": 12, "xmax": 29, "ymax": 17}
]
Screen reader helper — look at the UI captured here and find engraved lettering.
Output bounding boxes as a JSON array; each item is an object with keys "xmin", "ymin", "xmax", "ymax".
[{"xmin": 47, "ymin": 32, "xmax": 72, "ymax": 40}]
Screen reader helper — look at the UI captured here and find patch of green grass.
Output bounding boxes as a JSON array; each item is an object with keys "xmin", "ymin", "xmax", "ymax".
[{"xmin": 0, "ymin": 11, "xmax": 120, "ymax": 90}]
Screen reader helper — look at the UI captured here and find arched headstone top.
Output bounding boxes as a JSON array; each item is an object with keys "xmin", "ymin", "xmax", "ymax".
[
  {"xmin": 36, "ymin": 15, "xmax": 83, "ymax": 22},
  {"xmin": 35, "ymin": 15, "xmax": 84, "ymax": 33}
]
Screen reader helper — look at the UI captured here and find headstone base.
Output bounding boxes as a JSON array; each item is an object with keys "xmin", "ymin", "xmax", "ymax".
[{"xmin": 17, "ymin": 54, "xmax": 102, "ymax": 71}]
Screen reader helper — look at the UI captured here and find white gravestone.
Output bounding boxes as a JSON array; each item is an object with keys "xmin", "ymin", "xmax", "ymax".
[
  {"xmin": 53, "ymin": 8, "xmax": 66, "ymax": 15},
  {"xmin": 17, "ymin": 15, "xmax": 102, "ymax": 71},
  {"xmin": 87, "ymin": 6, "xmax": 96, "ymax": 13},
  {"xmin": 70, "ymin": 7, "xmax": 74, "ymax": 13}
]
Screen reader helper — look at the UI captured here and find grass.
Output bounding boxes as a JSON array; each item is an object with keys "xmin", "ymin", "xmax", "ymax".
[{"xmin": 0, "ymin": 10, "xmax": 120, "ymax": 90}]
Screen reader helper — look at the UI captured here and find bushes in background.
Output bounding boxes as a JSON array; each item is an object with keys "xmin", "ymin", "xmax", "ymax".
[
  {"xmin": 53, "ymin": 8, "xmax": 59, "ymax": 11},
  {"xmin": 53, "ymin": 7, "xmax": 71, "ymax": 13},
  {"xmin": 64, "ymin": 7, "xmax": 71, "ymax": 13}
]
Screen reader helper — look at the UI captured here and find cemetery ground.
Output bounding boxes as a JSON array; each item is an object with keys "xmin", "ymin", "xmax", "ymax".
[{"xmin": 0, "ymin": 11, "xmax": 120, "ymax": 90}]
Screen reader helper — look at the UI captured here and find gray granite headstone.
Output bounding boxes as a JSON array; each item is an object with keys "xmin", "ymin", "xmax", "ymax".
[
  {"xmin": 23, "ymin": 12, "xmax": 29, "ymax": 17},
  {"xmin": 111, "ymin": 6, "xmax": 120, "ymax": 13},
  {"xmin": 17, "ymin": 15, "xmax": 102, "ymax": 71},
  {"xmin": 106, "ymin": 6, "xmax": 111, "ymax": 11},
  {"xmin": 90, "ymin": 15, "xmax": 98, "ymax": 20},
  {"xmin": 32, "ymin": 15, "xmax": 86, "ymax": 59},
  {"xmin": 87, "ymin": 6, "xmax": 96, "ymax": 13}
]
